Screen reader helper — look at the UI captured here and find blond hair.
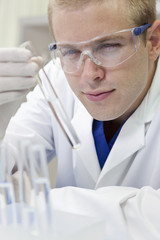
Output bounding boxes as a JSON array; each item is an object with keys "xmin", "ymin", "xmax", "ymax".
[{"xmin": 48, "ymin": 0, "xmax": 156, "ymax": 36}]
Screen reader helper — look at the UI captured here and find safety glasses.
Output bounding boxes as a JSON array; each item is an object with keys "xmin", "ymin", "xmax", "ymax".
[{"xmin": 49, "ymin": 23, "xmax": 151, "ymax": 74}]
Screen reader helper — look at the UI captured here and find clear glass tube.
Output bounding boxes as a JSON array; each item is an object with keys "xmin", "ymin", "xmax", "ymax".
[
  {"xmin": 21, "ymin": 41, "xmax": 81, "ymax": 150},
  {"xmin": 0, "ymin": 183, "xmax": 17, "ymax": 225},
  {"xmin": 0, "ymin": 145, "xmax": 17, "ymax": 225},
  {"xmin": 28, "ymin": 144, "xmax": 52, "ymax": 231}
]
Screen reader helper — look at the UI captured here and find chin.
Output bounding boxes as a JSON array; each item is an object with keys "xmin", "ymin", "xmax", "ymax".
[{"xmin": 89, "ymin": 109, "xmax": 123, "ymax": 121}]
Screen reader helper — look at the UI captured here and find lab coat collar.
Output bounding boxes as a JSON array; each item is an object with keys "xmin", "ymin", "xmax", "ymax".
[
  {"xmin": 71, "ymin": 100, "xmax": 101, "ymax": 188},
  {"xmin": 71, "ymin": 98, "xmax": 145, "ymax": 188},
  {"xmin": 96, "ymin": 116, "xmax": 145, "ymax": 186},
  {"xmin": 140, "ymin": 58, "xmax": 160, "ymax": 123}
]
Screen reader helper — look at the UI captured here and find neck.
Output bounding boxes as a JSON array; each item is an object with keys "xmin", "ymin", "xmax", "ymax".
[{"xmin": 103, "ymin": 120, "xmax": 122, "ymax": 143}]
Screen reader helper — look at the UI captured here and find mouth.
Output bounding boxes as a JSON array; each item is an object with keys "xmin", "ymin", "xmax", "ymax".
[{"xmin": 85, "ymin": 89, "xmax": 115, "ymax": 102}]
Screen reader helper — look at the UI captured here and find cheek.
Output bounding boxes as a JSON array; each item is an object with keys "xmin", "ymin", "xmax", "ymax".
[
  {"xmin": 117, "ymin": 62, "xmax": 149, "ymax": 114},
  {"xmin": 65, "ymin": 74, "xmax": 81, "ymax": 99},
  {"xmin": 120, "ymin": 70, "xmax": 146, "ymax": 94},
  {"xmin": 119, "ymin": 50, "xmax": 149, "ymax": 93},
  {"xmin": 109, "ymin": 51, "xmax": 149, "ymax": 114}
]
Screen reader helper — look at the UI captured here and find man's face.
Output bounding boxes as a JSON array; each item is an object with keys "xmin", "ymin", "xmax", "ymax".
[{"xmin": 52, "ymin": 1, "xmax": 154, "ymax": 122}]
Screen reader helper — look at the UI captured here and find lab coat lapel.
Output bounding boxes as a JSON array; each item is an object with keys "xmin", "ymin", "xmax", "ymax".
[
  {"xmin": 71, "ymin": 101, "xmax": 101, "ymax": 188},
  {"xmin": 71, "ymin": 99, "xmax": 145, "ymax": 189},
  {"xmin": 96, "ymin": 113, "xmax": 145, "ymax": 187}
]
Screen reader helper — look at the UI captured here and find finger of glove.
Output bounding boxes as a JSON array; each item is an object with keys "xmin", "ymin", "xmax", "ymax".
[
  {"xmin": 0, "ymin": 61, "xmax": 40, "ymax": 77},
  {"xmin": 0, "ymin": 77, "xmax": 37, "ymax": 92},
  {"xmin": 0, "ymin": 90, "xmax": 29, "ymax": 105},
  {"xmin": 31, "ymin": 56, "xmax": 44, "ymax": 68},
  {"xmin": 0, "ymin": 48, "xmax": 32, "ymax": 62}
]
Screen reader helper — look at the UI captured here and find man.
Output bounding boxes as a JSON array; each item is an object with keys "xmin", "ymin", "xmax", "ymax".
[{"xmin": 1, "ymin": 0, "xmax": 160, "ymax": 238}]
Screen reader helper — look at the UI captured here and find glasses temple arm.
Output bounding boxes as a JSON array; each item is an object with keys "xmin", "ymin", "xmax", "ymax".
[{"xmin": 134, "ymin": 23, "xmax": 151, "ymax": 36}]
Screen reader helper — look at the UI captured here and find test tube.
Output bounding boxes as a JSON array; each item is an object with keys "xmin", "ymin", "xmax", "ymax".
[
  {"xmin": 0, "ymin": 183, "xmax": 16, "ymax": 225},
  {"xmin": 28, "ymin": 144, "xmax": 52, "ymax": 232},
  {"xmin": 17, "ymin": 141, "xmax": 38, "ymax": 232},
  {"xmin": 0, "ymin": 145, "xmax": 17, "ymax": 225},
  {"xmin": 21, "ymin": 41, "xmax": 81, "ymax": 150}
]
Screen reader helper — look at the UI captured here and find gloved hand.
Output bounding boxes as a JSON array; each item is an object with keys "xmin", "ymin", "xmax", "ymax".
[{"xmin": 0, "ymin": 47, "xmax": 43, "ymax": 140}]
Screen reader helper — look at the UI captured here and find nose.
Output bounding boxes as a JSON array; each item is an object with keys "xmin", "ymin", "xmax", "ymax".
[
  {"xmin": 80, "ymin": 54, "xmax": 105, "ymax": 82},
  {"xmin": 79, "ymin": 50, "xmax": 102, "ymax": 67}
]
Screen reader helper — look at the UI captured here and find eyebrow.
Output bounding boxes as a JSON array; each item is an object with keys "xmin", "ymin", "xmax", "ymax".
[
  {"xmin": 58, "ymin": 44, "xmax": 79, "ymax": 49},
  {"xmin": 94, "ymin": 34, "xmax": 127, "ymax": 42}
]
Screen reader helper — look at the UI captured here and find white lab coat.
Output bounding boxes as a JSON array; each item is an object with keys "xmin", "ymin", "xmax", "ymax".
[{"xmin": 3, "ymin": 58, "xmax": 160, "ymax": 239}]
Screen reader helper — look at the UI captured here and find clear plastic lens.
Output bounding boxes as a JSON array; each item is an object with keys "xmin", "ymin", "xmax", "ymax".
[{"xmin": 50, "ymin": 29, "xmax": 140, "ymax": 74}]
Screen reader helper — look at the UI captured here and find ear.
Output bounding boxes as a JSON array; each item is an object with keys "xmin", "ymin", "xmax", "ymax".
[{"xmin": 147, "ymin": 20, "xmax": 160, "ymax": 62}]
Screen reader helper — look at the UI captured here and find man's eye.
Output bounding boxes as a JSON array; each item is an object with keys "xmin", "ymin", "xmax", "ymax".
[
  {"xmin": 98, "ymin": 43, "xmax": 121, "ymax": 50},
  {"xmin": 61, "ymin": 48, "xmax": 80, "ymax": 57}
]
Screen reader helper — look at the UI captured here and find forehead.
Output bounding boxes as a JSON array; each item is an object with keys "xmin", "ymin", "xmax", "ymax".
[{"xmin": 52, "ymin": 0, "xmax": 133, "ymax": 42}]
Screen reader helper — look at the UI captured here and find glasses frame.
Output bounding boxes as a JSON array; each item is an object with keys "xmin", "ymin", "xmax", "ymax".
[{"xmin": 49, "ymin": 23, "xmax": 151, "ymax": 73}]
